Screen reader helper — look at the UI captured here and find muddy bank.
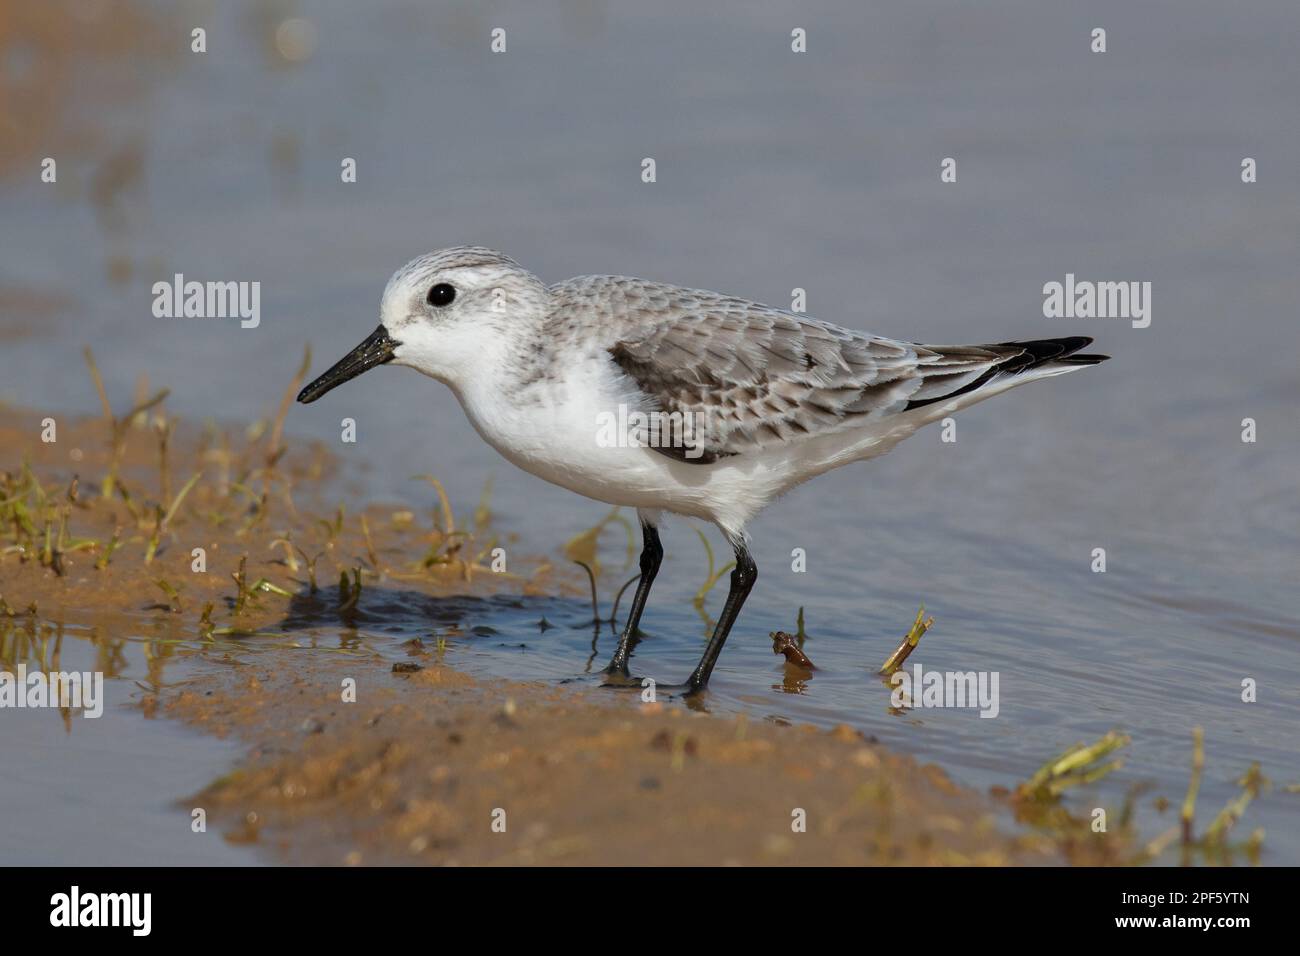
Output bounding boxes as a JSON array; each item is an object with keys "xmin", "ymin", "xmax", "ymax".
[{"xmin": 167, "ymin": 651, "xmax": 1067, "ymax": 866}]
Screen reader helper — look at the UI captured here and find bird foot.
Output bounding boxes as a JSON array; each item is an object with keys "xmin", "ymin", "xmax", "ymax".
[
  {"xmin": 603, "ymin": 676, "xmax": 708, "ymax": 698},
  {"xmin": 598, "ymin": 667, "xmax": 642, "ymax": 689}
]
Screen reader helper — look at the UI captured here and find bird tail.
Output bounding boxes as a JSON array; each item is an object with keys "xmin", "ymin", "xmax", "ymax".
[
  {"xmin": 993, "ymin": 336, "xmax": 1110, "ymax": 371},
  {"xmin": 904, "ymin": 336, "xmax": 1109, "ymax": 412}
]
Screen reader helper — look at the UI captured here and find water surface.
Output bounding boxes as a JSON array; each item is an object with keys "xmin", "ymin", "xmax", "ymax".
[{"xmin": 2, "ymin": 0, "xmax": 1297, "ymax": 862}]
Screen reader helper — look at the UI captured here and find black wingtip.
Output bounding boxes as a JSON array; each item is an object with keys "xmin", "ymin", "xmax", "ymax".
[
  {"xmin": 903, "ymin": 336, "xmax": 1106, "ymax": 411},
  {"xmin": 994, "ymin": 335, "xmax": 1092, "ymax": 365},
  {"xmin": 1056, "ymin": 352, "xmax": 1110, "ymax": 365}
]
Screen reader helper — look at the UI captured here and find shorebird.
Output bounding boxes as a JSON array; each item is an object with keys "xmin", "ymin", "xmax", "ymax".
[{"xmin": 298, "ymin": 247, "xmax": 1107, "ymax": 691}]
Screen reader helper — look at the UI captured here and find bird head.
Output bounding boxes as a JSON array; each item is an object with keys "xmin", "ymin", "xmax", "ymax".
[{"xmin": 297, "ymin": 246, "xmax": 549, "ymax": 403}]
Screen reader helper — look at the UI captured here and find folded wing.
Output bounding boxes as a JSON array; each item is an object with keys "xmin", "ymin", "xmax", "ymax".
[{"xmin": 593, "ymin": 281, "xmax": 1101, "ymax": 463}]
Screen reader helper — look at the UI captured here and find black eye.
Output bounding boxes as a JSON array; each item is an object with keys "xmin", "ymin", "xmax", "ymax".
[{"xmin": 426, "ymin": 283, "xmax": 456, "ymax": 307}]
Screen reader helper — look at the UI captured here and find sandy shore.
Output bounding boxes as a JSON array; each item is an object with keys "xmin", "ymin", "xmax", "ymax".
[{"xmin": 164, "ymin": 649, "xmax": 1063, "ymax": 866}]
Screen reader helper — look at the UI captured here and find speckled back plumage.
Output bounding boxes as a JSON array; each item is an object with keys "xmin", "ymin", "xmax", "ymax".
[{"xmin": 546, "ymin": 275, "xmax": 1037, "ymax": 462}]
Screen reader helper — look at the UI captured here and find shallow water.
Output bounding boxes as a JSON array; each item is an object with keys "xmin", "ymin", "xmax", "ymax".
[
  {"xmin": 0, "ymin": 624, "xmax": 254, "ymax": 866},
  {"xmin": 2, "ymin": 0, "xmax": 1297, "ymax": 862}
]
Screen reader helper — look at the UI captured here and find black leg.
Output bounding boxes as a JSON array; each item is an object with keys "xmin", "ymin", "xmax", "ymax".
[
  {"xmin": 603, "ymin": 520, "xmax": 663, "ymax": 678},
  {"xmin": 686, "ymin": 539, "xmax": 757, "ymax": 691}
]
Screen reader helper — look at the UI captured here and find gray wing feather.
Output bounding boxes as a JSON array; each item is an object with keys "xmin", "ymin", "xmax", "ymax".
[{"xmin": 559, "ymin": 277, "xmax": 1013, "ymax": 463}]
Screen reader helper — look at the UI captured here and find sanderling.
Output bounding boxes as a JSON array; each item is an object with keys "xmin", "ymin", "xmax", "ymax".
[{"xmin": 298, "ymin": 246, "xmax": 1108, "ymax": 691}]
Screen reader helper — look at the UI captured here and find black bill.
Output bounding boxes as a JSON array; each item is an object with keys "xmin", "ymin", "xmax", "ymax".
[{"xmin": 297, "ymin": 325, "xmax": 398, "ymax": 404}]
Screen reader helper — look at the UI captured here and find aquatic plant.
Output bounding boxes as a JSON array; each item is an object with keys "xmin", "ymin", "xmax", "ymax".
[{"xmin": 878, "ymin": 605, "xmax": 932, "ymax": 676}]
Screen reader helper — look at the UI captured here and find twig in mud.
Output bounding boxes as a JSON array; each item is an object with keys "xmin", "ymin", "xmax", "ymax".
[
  {"xmin": 47, "ymin": 475, "xmax": 84, "ymax": 576},
  {"xmin": 83, "ymin": 346, "xmax": 114, "ymax": 424},
  {"xmin": 0, "ymin": 468, "xmax": 40, "ymax": 562},
  {"xmin": 236, "ymin": 489, "xmax": 270, "ymax": 535},
  {"xmin": 114, "ymin": 481, "xmax": 142, "ymax": 523},
  {"xmin": 84, "ymin": 346, "xmax": 170, "ymax": 500},
  {"xmin": 198, "ymin": 602, "xmax": 216, "ymax": 640},
  {"xmin": 360, "ymin": 514, "xmax": 380, "ymax": 570},
  {"xmin": 771, "ymin": 631, "xmax": 815, "ymax": 668},
  {"xmin": 214, "ymin": 430, "xmax": 232, "ymax": 498},
  {"xmin": 231, "ymin": 557, "xmax": 252, "ymax": 614},
  {"xmin": 419, "ymin": 529, "xmax": 470, "ymax": 571},
  {"xmin": 249, "ymin": 577, "xmax": 294, "ymax": 599},
  {"xmin": 268, "ymin": 346, "xmax": 311, "ymax": 469},
  {"xmin": 94, "ymin": 529, "xmax": 122, "ymax": 570},
  {"xmin": 293, "ymin": 545, "xmax": 321, "ymax": 593},
  {"xmin": 40, "ymin": 515, "xmax": 53, "ymax": 571},
  {"xmin": 1141, "ymin": 825, "xmax": 1182, "ymax": 862},
  {"xmin": 144, "ymin": 471, "xmax": 200, "ymax": 564},
  {"xmin": 691, "ymin": 527, "xmax": 734, "ymax": 611},
  {"xmin": 1204, "ymin": 762, "xmax": 1266, "ymax": 845},
  {"xmin": 155, "ymin": 416, "xmax": 175, "ymax": 505},
  {"xmin": 414, "ymin": 475, "xmax": 456, "ymax": 535},
  {"xmin": 154, "ymin": 579, "xmax": 184, "ymax": 613},
  {"xmin": 262, "ymin": 345, "xmax": 311, "ymax": 512},
  {"xmin": 563, "ymin": 506, "xmax": 635, "ymax": 578},
  {"xmin": 316, "ymin": 503, "xmax": 346, "ymax": 544},
  {"xmin": 573, "ymin": 560, "xmax": 600, "ymax": 623},
  {"xmin": 337, "ymin": 567, "xmax": 362, "ymax": 614},
  {"xmin": 270, "ymin": 537, "xmax": 300, "ymax": 572},
  {"xmin": 878, "ymin": 605, "xmax": 933, "ymax": 676},
  {"xmin": 1145, "ymin": 732, "xmax": 1269, "ymax": 863},
  {"xmin": 130, "ymin": 373, "xmax": 152, "ymax": 430},
  {"xmin": 227, "ymin": 554, "xmax": 295, "ymax": 610},
  {"xmin": 1016, "ymin": 730, "xmax": 1130, "ymax": 802},
  {"xmin": 608, "ymin": 572, "xmax": 641, "ymax": 625},
  {"xmin": 473, "ymin": 477, "xmax": 494, "ymax": 531}
]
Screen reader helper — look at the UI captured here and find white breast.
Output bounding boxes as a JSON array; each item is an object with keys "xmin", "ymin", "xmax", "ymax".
[{"xmin": 448, "ymin": 356, "xmax": 722, "ymax": 526}]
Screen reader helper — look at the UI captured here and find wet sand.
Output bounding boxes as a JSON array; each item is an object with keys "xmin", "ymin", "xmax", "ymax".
[{"xmin": 167, "ymin": 652, "xmax": 1059, "ymax": 866}]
